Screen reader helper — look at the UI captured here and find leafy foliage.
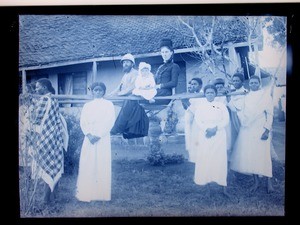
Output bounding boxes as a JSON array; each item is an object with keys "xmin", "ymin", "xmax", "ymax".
[
  {"xmin": 147, "ymin": 139, "xmax": 184, "ymax": 166},
  {"xmin": 61, "ymin": 112, "xmax": 84, "ymax": 175}
]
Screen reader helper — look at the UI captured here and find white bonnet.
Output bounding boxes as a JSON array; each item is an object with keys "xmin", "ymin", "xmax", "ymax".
[{"xmin": 139, "ymin": 62, "xmax": 151, "ymax": 71}]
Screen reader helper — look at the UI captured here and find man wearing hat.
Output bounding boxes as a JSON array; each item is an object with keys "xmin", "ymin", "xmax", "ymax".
[
  {"xmin": 108, "ymin": 53, "xmax": 138, "ymax": 96},
  {"xmin": 110, "ymin": 54, "xmax": 149, "ymax": 139}
]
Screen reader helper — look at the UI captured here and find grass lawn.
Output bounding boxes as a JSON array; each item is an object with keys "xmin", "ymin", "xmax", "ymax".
[{"xmin": 19, "ymin": 121, "xmax": 285, "ymax": 218}]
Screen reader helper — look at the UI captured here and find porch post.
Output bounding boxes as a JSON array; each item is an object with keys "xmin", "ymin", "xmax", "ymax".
[
  {"xmin": 22, "ymin": 70, "xmax": 26, "ymax": 94},
  {"xmin": 253, "ymin": 43, "xmax": 261, "ymax": 80},
  {"xmin": 92, "ymin": 61, "xmax": 97, "ymax": 83}
]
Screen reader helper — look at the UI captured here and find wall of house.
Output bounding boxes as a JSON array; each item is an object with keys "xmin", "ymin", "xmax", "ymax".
[{"xmin": 183, "ymin": 53, "xmax": 237, "ymax": 89}]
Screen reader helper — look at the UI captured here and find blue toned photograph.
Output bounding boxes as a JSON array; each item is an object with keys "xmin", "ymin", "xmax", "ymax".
[{"xmin": 18, "ymin": 14, "xmax": 286, "ymax": 217}]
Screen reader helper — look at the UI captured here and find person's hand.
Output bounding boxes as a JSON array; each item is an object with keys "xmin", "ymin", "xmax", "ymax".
[
  {"xmin": 206, "ymin": 126, "xmax": 217, "ymax": 138},
  {"xmin": 261, "ymin": 129, "xmax": 270, "ymax": 140},
  {"xmin": 86, "ymin": 134, "xmax": 101, "ymax": 144}
]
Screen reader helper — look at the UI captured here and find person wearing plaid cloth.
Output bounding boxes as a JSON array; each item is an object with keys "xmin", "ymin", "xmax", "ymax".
[{"xmin": 31, "ymin": 78, "xmax": 65, "ymax": 204}]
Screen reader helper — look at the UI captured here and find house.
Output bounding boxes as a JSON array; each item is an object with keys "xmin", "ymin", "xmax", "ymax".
[
  {"xmin": 19, "ymin": 15, "xmax": 270, "ymax": 132},
  {"xmin": 19, "ymin": 15, "xmax": 269, "ymax": 95}
]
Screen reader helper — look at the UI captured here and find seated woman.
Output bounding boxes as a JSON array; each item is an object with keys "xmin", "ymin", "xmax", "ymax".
[{"xmin": 154, "ymin": 38, "xmax": 180, "ymax": 105}]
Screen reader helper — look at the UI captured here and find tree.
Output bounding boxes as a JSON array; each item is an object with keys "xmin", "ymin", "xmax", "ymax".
[
  {"xmin": 175, "ymin": 16, "xmax": 264, "ymax": 81},
  {"xmin": 262, "ymin": 16, "xmax": 287, "ymax": 49}
]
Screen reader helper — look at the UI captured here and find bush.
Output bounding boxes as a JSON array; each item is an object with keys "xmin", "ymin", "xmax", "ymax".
[
  {"xmin": 147, "ymin": 138, "xmax": 185, "ymax": 166},
  {"xmin": 61, "ymin": 112, "xmax": 84, "ymax": 175}
]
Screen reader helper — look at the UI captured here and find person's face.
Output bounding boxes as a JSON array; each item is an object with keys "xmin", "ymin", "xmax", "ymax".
[
  {"xmin": 35, "ymin": 82, "xmax": 46, "ymax": 95},
  {"xmin": 122, "ymin": 60, "xmax": 134, "ymax": 73},
  {"xmin": 190, "ymin": 80, "xmax": 202, "ymax": 93},
  {"xmin": 215, "ymin": 83, "xmax": 225, "ymax": 95},
  {"xmin": 160, "ymin": 46, "xmax": 173, "ymax": 62},
  {"xmin": 92, "ymin": 86, "xmax": 105, "ymax": 98},
  {"xmin": 205, "ymin": 88, "xmax": 216, "ymax": 102},
  {"xmin": 232, "ymin": 76, "xmax": 243, "ymax": 89},
  {"xmin": 140, "ymin": 68, "xmax": 149, "ymax": 77},
  {"xmin": 249, "ymin": 78, "xmax": 260, "ymax": 91}
]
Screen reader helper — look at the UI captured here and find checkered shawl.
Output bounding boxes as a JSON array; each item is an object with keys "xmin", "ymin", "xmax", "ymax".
[{"xmin": 32, "ymin": 94, "xmax": 64, "ymax": 188}]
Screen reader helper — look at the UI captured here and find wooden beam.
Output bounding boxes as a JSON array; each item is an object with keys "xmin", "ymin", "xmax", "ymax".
[
  {"xmin": 92, "ymin": 61, "xmax": 97, "ymax": 83},
  {"xmin": 22, "ymin": 70, "xmax": 26, "ymax": 94}
]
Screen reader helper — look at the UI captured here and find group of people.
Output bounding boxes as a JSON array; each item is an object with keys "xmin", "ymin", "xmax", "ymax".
[
  {"xmin": 183, "ymin": 73, "xmax": 274, "ymax": 196},
  {"xmin": 19, "ymin": 37, "xmax": 275, "ymax": 206},
  {"xmin": 19, "ymin": 38, "xmax": 181, "ymax": 204}
]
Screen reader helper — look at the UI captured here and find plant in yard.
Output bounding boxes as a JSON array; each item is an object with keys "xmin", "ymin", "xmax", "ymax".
[
  {"xmin": 163, "ymin": 100, "xmax": 179, "ymax": 135},
  {"xmin": 19, "ymin": 93, "xmax": 42, "ymax": 216},
  {"xmin": 60, "ymin": 112, "xmax": 84, "ymax": 175},
  {"xmin": 147, "ymin": 112, "xmax": 184, "ymax": 166}
]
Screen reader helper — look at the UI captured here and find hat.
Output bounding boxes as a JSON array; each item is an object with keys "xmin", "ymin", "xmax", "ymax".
[
  {"xmin": 139, "ymin": 62, "xmax": 151, "ymax": 71},
  {"xmin": 160, "ymin": 38, "xmax": 173, "ymax": 50},
  {"xmin": 121, "ymin": 53, "xmax": 135, "ymax": 65}
]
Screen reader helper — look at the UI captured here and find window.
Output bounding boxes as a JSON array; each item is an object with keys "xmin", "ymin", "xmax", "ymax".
[{"xmin": 58, "ymin": 72, "xmax": 87, "ymax": 95}]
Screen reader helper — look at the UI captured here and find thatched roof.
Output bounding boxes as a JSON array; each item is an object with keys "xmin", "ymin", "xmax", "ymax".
[
  {"xmin": 19, "ymin": 15, "xmax": 262, "ymax": 68},
  {"xmin": 19, "ymin": 15, "xmax": 185, "ymax": 67}
]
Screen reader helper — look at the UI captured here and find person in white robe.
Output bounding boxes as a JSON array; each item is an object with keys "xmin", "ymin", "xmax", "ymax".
[
  {"xmin": 213, "ymin": 77, "xmax": 234, "ymax": 159},
  {"xmin": 182, "ymin": 77, "xmax": 203, "ymax": 163},
  {"xmin": 193, "ymin": 84, "xmax": 230, "ymax": 196},
  {"xmin": 229, "ymin": 75, "xmax": 274, "ymax": 193},
  {"xmin": 226, "ymin": 73, "xmax": 248, "ymax": 159},
  {"xmin": 76, "ymin": 82, "xmax": 116, "ymax": 202}
]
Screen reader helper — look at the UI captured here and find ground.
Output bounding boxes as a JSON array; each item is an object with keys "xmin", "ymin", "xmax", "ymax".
[{"xmin": 18, "ymin": 120, "xmax": 286, "ymax": 218}]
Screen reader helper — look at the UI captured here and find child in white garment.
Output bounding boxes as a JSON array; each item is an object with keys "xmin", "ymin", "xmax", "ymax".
[{"xmin": 132, "ymin": 62, "xmax": 157, "ymax": 103}]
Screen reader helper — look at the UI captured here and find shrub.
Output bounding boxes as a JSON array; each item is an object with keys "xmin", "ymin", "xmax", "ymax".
[
  {"xmin": 61, "ymin": 112, "xmax": 84, "ymax": 175},
  {"xmin": 147, "ymin": 138, "xmax": 185, "ymax": 166}
]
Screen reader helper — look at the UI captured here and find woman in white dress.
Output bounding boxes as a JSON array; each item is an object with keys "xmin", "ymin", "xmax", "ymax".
[
  {"xmin": 193, "ymin": 84, "xmax": 230, "ymax": 196},
  {"xmin": 182, "ymin": 77, "xmax": 203, "ymax": 163},
  {"xmin": 76, "ymin": 82, "xmax": 116, "ymax": 202},
  {"xmin": 229, "ymin": 75, "xmax": 274, "ymax": 193}
]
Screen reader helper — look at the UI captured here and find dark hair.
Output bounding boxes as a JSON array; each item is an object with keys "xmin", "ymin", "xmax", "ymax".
[
  {"xmin": 191, "ymin": 77, "xmax": 203, "ymax": 87},
  {"xmin": 160, "ymin": 38, "xmax": 174, "ymax": 51},
  {"xmin": 36, "ymin": 78, "xmax": 55, "ymax": 94},
  {"xmin": 89, "ymin": 82, "xmax": 106, "ymax": 94},
  {"xmin": 213, "ymin": 77, "xmax": 225, "ymax": 86},
  {"xmin": 249, "ymin": 75, "xmax": 261, "ymax": 83},
  {"xmin": 203, "ymin": 84, "xmax": 217, "ymax": 94},
  {"xmin": 232, "ymin": 72, "xmax": 245, "ymax": 82}
]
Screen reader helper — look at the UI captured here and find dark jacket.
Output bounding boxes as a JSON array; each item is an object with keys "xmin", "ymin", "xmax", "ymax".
[{"xmin": 155, "ymin": 60, "xmax": 180, "ymax": 97}]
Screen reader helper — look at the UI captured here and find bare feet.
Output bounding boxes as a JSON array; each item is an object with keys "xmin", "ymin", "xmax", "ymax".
[
  {"xmin": 223, "ymin": 186, "xmax": 233, "ymax": 198},
  {"xmin": 250, "ymin": 175, "xmax": 259, "ymax": 193},
  {"xmin": 267, "ymin": 178, "xmax": 274, "ymax": 193}
]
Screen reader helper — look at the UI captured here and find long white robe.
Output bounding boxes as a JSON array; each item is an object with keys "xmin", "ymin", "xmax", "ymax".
[
  {"xmin": 215, "ymin": 96, "xmax": 232, "ymax": 152},
  {"xmin": 194, "ymin": 99, "xmax": 229, "ymax": 186},
  {"xmin": 230, "ymin": 89, "xmax": 273, "ymax": 177},
  {"xmin": 76, "ymin": 98, "xmax": 115, "ymax": 202},
  {"xmin": 185, "ymin": 98, "xmax": 204, "ymax": 163}
]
